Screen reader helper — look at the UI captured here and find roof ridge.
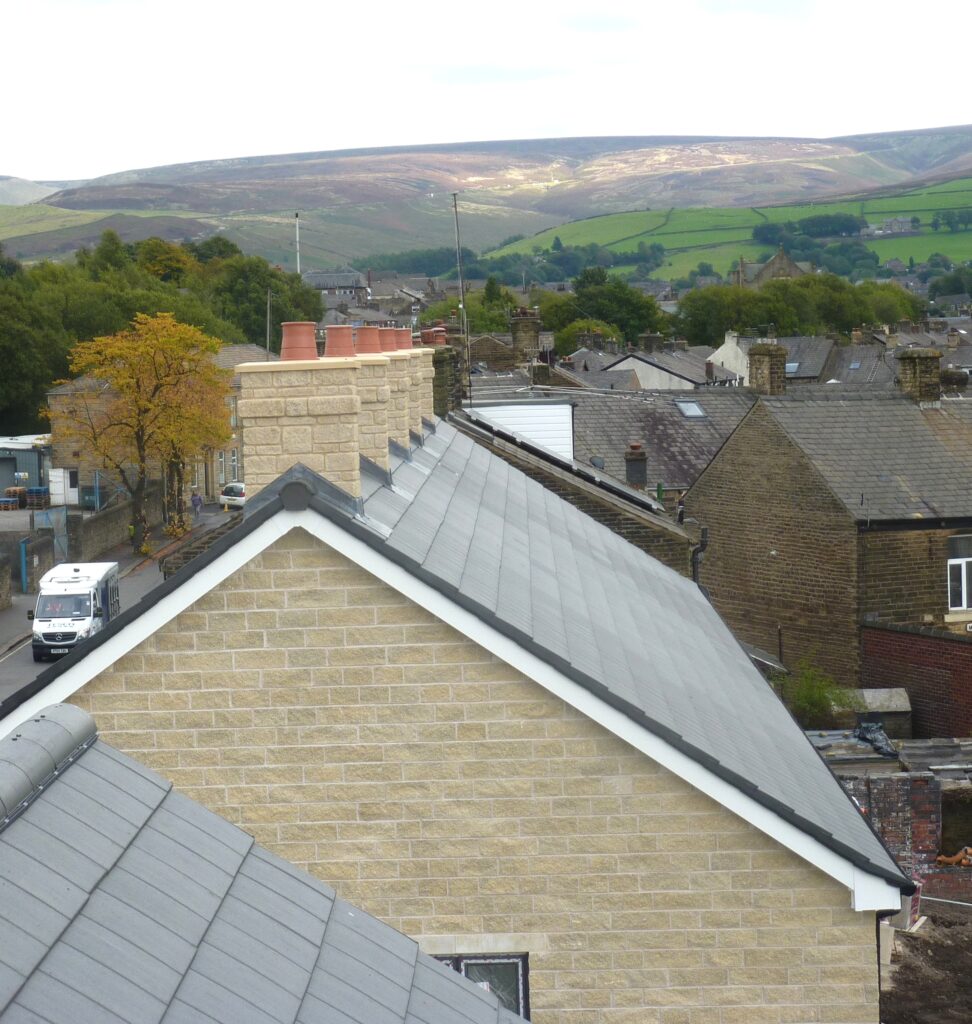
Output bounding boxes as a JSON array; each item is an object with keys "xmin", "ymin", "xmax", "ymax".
[{"xmin": 0, "ymin": 703, "xmax": 97, "ymax": 833}]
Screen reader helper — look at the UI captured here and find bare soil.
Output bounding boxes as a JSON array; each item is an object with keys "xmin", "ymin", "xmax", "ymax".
[{"xmin": 882, "ymin": 906, "xmax": 972, "ymax": 1023}]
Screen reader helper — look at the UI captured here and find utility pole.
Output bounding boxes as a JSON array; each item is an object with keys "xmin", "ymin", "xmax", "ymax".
[
  {"xmin": 266, "ymin": 287, "xmax": 272, "ymax": 358},
  {"xmin": 451, "ymin": 192, "xmax": 472, "ymax": 404},
  {"xmin": 295, "ymin": 211, "xmax": 301, "ymax": 276}
]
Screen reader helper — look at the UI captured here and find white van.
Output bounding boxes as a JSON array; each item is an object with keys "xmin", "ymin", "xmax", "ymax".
[{"xmin": 29, "ymin": 562, "xmax": 121, "ymax": 662}]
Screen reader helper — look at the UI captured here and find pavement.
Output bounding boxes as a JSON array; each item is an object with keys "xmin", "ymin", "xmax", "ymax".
[{"xmin": 0, "ymin": 503, "xmax": 230, "ymax": 655}]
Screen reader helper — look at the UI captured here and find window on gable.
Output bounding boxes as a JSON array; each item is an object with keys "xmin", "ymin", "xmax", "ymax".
[
  {"xmin": 436, "ymin": 954, "xmax": 529, "ymax": 1017},
  {"xmin": 785, "ymin": 361, "xmax": 800, "ymax": 374},
  {"xmin": 675, "ymin": 400, "xmax": 706, "ymax": 418},
  {"xmin": 947, "ymin": 535, "xmax": 972, "ymax": 610}
]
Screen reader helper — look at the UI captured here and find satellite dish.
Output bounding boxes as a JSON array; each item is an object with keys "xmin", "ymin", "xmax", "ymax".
[{"xmin": 590, "ymin": 456, "xmax": 605, "ymax": 470}]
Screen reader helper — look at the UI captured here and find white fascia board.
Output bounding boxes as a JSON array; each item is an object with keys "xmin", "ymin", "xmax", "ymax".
[{"xmin": 2, "ymin": 508, "xmax": 902, "ymax": 910}]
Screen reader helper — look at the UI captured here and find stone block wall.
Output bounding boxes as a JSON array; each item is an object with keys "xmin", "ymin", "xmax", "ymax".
[
  {"xmin": 71, "ymin": 529, "xmax": 881, "ymax": 1024},
  {"xmin": 685, "ymin": 403, "xmax": 861, "ymax": 684},
  {"xmin": 860, "ymin": 528, "xmax": 958, "ymax": 630},
  {"xmin": 432, "ymin": 346, "xmax": 462, "ymax": 416},
  {"xmin": 861, "ymin": 624, "xmax": 972, "ymax": 737},
  {"xmin": 238, "ymin": 360, "xmax": 361, "ymax": 498}
]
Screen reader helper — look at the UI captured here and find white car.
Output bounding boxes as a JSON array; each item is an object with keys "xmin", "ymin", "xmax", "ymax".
[{"xmin": 220, "ymin": 482, "xmax": 245, "ymax": 509}]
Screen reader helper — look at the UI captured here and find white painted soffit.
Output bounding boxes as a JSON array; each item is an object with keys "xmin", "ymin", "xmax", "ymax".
[{"xmin": 1, "ymin": 510, "xmax": 902, "ymax": 911}]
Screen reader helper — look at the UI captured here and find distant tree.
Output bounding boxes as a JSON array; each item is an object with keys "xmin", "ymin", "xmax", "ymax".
[
  {"xmin": 551, "ymin": 235, "xmax": 564, "ymax": 252},
  {"xmin": 87, "ymin": 230, "xmax": 132, "ymax": 275},
  {"xmin": 931, "ymin": 214, "xmax": 942, "ymax": 232},
  {"xmin": 910, "ymin": 216, "xmax": 921, "ymax": 230},
  {"xmin": 572, "ymin": 270, "xmax": 661, "ymax": 342},
  {"xmin": 0, "ymin": 242, "xmax": 21, "ymax": 279},
  {"xmin": 943, "ymin": 210, "xmax": 960, "ymax": 233},
  {"xmin": 135, "ymin": 237, "xmax": 198, "ymax": 284},
  {"xmin": 186, "ymin": 235, "xmax": 243, "ymax": 263},
  {"xmin": 48, "ymin": 313, "xmax": 231, "ymax": 550},
  {"xmin": 483, "ymin": 276, "xmax": 503, "ymax": 306},
  {"xmin": 554, "ymin": 318, "xmax": 623, "ymax": 356}
]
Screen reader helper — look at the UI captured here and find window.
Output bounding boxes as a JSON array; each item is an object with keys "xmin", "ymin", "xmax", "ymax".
[
  {"xmin": 785, "ymin": 361, "xmax": 800, "ymax": 374},
  {"xmin": 674, "ymin": 400, "xmax": 706, "ymax": 418},
  {"xmin": 436, "ymin": 955, "xmax": 529, "ymax": 1017},
  {"xmin": 228, "ymin": 397, "xmax": 238, "ymax": 428},
  {"xmin": 948, "ymin": 536, "xmax": 972, "ymax": 610},
  {"xmin": 230, "ymin": 448, "xmax": 239, "ymax": 482},
  {"xmin": 217, "ymin": 451, "xmax": 225, "ymax": 486},
  {"xmin": 849, "ymin": 360, "xmax": 862, "ymax": 370}
]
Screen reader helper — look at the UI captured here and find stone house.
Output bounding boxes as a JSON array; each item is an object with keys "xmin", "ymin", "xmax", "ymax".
[
  {"xmin": 303, "ymin": 269, "xmax": 370, "ymax": 310},
  {"xmin": 710, "ymin": 332, "xmax": 835, "ymax": 386},
  {"xmin": 729, "ymin": 250, "xmax": 811, "ymax": 289},
  {"xmin": 47, "ymin": 344, "xmax": 272, "ymax": 507},
  {"xmin": 3, "ymin": 324, "xmax": 911, "ymax": 1024},
  {"xmin": 684, "ymin": 344, "xmax": 972, "ymax": 725}
]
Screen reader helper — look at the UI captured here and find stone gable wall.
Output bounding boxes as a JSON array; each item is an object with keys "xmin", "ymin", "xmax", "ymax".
[
  {"xmin": 70, "ymin": 529, "xmax": 879, "ymax": 1023},
  {"xmin": 684, "ymin": 404, "xmax": 861, "ymax": 684}
]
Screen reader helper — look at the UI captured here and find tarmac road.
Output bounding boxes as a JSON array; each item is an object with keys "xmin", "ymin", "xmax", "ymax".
[{"xmin": 0, "ymin": 505, "xmax": 228, "ymax": 704}]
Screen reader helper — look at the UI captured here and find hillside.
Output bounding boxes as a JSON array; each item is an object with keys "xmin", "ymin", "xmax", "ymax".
[
  {"xmin": 3, "ymin": 125, "xmax": 972, "ymax": 265},
  {"xmin": 494, "ymin": 178, "xmax": 972, "ymax": 278}
]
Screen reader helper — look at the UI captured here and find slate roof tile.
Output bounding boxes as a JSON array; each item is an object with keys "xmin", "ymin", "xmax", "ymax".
[{"xmin": 0, "ymin": 708, "xmax": 515, "ymax": 1023}]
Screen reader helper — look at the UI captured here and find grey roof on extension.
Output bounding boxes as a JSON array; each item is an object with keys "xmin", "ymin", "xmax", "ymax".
[
  {"xmin": 0, "ymin": 705, "xmax": 520, "ymax": 1024},
  {"xmin": 604, "ymin": 349, "xmax": 738, "ymax": 385},
  {"xmin": 760, "ymin": 389, "xmax": 972, "ymax": 520},
  {"xmin": 3, "ymin": 421, "xmax": 909, "ymax": 891}
]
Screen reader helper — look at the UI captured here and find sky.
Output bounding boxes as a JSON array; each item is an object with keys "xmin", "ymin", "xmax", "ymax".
[{"xmin": 5, "ymin": 0, "xmax": 969, "ymax": 182}]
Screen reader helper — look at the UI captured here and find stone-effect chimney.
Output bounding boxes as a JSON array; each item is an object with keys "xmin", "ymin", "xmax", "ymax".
[
  {"xmin": 748, "ymin": 343, "xmax": 787, "ymax": 396},
  {"xmin": 624, "ymin": 441, "xmax": 648, "ymax": 490},
  {"xmin": 897, "ymin": 348, "xmax": 942, "ymax": 406},
  {"xmin": 353, "ymin": 327, "xmax": 391, "ymax": 470},
  {"xmin": 238, "ymin": 322, "xmax": 361, "ymax": 498},
  {"xmin": 510, "ymin": 307, "xmax": 541, "ymax": 362}
]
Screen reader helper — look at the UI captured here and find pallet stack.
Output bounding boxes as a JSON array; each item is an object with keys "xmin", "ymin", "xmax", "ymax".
[{"xmin": 25, "ymin": 486, "xmax": 51, "ymax": 509}]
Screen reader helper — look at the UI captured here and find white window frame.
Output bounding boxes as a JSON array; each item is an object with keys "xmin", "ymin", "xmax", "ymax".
[
  {"xmin": 217, "ymin": 451, "xmax": 225, "ymax": 486},
  {"xmin": 948, "ymin": 536, "xmax": 972, "ymax": 611},
  {"xmin": 230, "ymin": 448, "xmax": 239, "ymax": 482}
]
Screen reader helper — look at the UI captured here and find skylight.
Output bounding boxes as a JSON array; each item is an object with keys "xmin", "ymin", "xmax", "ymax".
[
  {"xmin": 675, "ymin": 401, "xmax": 706, "ymax": 418},
  {"xmin": 785, "ymin": 362, "xmax": 800, "ymax": 374},
  {"xmin": 849, "ymin": 360, "xmax": 861, "ymax": 370}
]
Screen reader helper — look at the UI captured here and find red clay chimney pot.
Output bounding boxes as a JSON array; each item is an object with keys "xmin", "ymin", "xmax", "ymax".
[
  {"xmin": 324, "ymin": 325, "xmax": 355, "ymax": 358},
  {"xmin": 279, "ymin": 321, "xmax": 319, "ymax": 361},
  {"xmin": 355, "ymin": 326, "xmax": 382, "ymax": 354}
]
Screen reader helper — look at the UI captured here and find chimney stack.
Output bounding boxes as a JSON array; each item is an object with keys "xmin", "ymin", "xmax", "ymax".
[
  {"xmin": 705, "ymin": 360, "xmax": 714, "ymax": 383},
  {"xmin": 897, "ymin": 348, "xmax": 943, "ymax": 406},
  {"xmin": 747, "ymin": 343, "xmax": 787, "ymax": 396},
  {"xmin": 238, "ymin": 322, "xmax": 361, "ymax": 499},
  {"xmin": 624, "ymin": 442, "xmax": 648, "ymax": 490}
]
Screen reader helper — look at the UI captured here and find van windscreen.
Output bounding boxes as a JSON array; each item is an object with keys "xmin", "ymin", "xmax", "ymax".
[{"xmin": 36, "ymin": 595, "xmax": 90, "ymax": 619}]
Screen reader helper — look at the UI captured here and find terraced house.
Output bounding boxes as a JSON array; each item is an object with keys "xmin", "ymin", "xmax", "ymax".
[{"xmin": 3, "ymin": 323, "xmax": 911, "ymax": 1024}]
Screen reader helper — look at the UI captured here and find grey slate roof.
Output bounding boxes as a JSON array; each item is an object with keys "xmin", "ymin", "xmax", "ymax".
[
  {"xmin": 604, "ymin": 350, "xmax": 738, "ymax": 385},
  {"xmin": 822, "ymin": 344, "xmax": 895, "ymax": 386},
  {"xmin": 3, "ymin": 420, "xmax": 909, "ymax": 891},
  {"xmin": 0, "ymin": 705, "xmax": 521, "ymax": 1024},
  {"xmin": 570, "ymin": 389, "xmax": 758, "ymax": 490},
  {"xmin": 760, "ymin": 390, "xmax": 972, "ymax": 520}
]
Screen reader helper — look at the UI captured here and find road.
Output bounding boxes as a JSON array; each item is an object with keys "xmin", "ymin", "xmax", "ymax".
[{"xmin": 0, "ymin": 558, "xmax": 168, "ymax": 702}]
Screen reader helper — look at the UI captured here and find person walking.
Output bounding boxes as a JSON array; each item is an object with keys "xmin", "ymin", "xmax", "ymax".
[{"xmin": 191, "ymin": 490, "xmax": 203, "ymax": 519}]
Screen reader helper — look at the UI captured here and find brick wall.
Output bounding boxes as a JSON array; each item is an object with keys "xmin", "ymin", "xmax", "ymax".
[
  {"xmin": 685, "ymin": 403, "xmax": 862, "ymax": 684},
  {"xmin": 70, "ymin": 529, "xmax": 881, "ymax": 1024},
  {"xmin": 862, "ymin": 624, "xmax": 972, "ymax": 737},
  {"xmin": 842, "ymin": 772, "xmax": 972, "ymax": 901}
]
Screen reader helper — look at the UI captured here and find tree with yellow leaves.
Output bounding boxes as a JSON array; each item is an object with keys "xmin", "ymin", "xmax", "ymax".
[{"xmin": 48, "ymin": 312, "xmax": 232, "ymax": 550}]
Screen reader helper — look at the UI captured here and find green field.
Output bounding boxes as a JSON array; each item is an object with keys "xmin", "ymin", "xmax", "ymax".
[
  {"xmin": 0, "ymin": 204, "xmax": 103, "ymax": 240},
  {"xmin": 492, "ymin": 179, "xmax": 972, "ymax": 277}
]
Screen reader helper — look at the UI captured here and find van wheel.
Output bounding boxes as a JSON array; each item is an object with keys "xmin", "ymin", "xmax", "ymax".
[{"xmin": 33, "ymin": 651, "xmax": 43, "ymax": 662}]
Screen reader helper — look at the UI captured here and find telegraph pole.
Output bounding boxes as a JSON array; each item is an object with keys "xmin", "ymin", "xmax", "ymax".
[{"xmin": 451, "ymin": 192, "xmax": 472, "ymax": 403}]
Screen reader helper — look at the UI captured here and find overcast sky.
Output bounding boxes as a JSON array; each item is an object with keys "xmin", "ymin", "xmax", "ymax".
[{"xmin": 5, "ymin": 0, "xmax": 968, "ymax": 182}]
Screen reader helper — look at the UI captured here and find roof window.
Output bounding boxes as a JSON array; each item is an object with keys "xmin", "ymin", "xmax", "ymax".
[
  {"xmin": 675, "ymin": 401, "xmax": 706, "ymax": 418},
  {"xmin": 785, "ymin": 362, "xmax": 800, "ymax": 374},
  {"xmin": 849, "ymin": 360, "xmax": 861, "ymax": 370}
]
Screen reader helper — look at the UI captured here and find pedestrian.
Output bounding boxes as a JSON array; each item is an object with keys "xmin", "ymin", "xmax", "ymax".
[{"xmin": 191, "ymin": 491, "xmax": 203, "ymax": 519}]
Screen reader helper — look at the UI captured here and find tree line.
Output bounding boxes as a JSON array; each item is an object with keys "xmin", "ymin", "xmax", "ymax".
[{"xmin": 0, "ymin": 232, "xmax": 322, "ymax": 433}]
